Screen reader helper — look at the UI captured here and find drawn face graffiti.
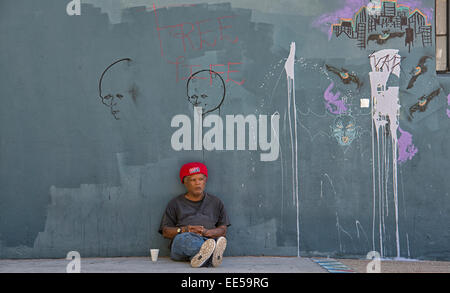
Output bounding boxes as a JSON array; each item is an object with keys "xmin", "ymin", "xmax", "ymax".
[
  {"xmin": 101, "ymin": 93, "xmax": 123, "ymax": 119},
  {"xmin": 186, "ymin": 69, "xmax": 225, "ymax": 115},
  {"xmin": 332, "ymin": 115, "xmax": 357, "ymax": 146},
  {"xmin": 98, "ymin": 58, "xmax": 134, "ymax": 120}
]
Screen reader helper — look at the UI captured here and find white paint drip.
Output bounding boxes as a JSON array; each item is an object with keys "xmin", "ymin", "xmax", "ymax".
[
  {"xmin": 284, "ymin": 42, "xmax": 300, "ymax": 257},
  {"xmin": 369, "ymin": 49, "xmax": 402, "ymax": 258},
  {"xmin": 335, "ymin": 212, "xmax": 353, "ymax": 253},
  {"xmin": 406, "ymin": 233, "xmax": 411, "ymax": 259},
  {"xmin": 323, "ymin": 173, "xmax": 337, "ymax": 197},
  {"xmin": 356, "ymin": 220, "xmax": 361, "ymax": 238},
  {"xmin": 320, "ymin": 180, "xmax": 323, "ymax": 198},
  {"xmin": 336, "ymin": 212, "xmax": 342, "ymax": 252},
  {"xmin": 355, "ymin": 220, "xmax": 370, "ymax": 248}
]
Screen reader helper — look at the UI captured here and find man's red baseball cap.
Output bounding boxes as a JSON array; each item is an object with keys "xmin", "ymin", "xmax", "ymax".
[{"xmin": 179, "ymin": 162, "xmax": 208, "ymax": 183}]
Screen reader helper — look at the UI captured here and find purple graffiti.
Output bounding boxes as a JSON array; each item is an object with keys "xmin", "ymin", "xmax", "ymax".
[
  {"xmin": 447, "ymin": 94, "xmax": 450, "ymax": 118},
  {"xmin": 324, "ymin": 81, "xmax": 348, "ymax": 114},
  {"xmin": 401, "ymin": 0, "xmax": 433, "ymax": 22},
  {"xmin": 312, "ymin": 0, "xmax": 433, "ymax": 40},
  {"xmin": 398, "ymin": 127, "xmax": 418, "ymax": 164},
  {"xmin": 312, "ymin": 0, "xmax": 366, "ymax": 40}
]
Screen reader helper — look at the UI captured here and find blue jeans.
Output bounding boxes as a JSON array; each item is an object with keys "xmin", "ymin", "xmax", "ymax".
[{"xmin": 170, "ymin": 232, "xmax": 212, "ymax": 266}]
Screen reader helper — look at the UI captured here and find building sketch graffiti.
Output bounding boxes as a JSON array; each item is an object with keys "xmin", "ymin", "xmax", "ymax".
[{"xmin": 332, "ymin": 0, "xmax": 432, "ymax": 50}]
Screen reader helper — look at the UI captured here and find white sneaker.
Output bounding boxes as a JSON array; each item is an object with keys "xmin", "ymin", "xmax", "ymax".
[
  {"xmin": 212, "ymin": 237, "xmax": 227, "ymax": 267},
  {"xmin": 190, "ymin": 238, "xmax": 216, "ymax": 268}
]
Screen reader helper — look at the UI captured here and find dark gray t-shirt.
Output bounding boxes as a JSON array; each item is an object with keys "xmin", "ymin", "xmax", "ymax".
[{"xmin": 158, "ymin": 192, "xmax": 231, "ymax": 235}]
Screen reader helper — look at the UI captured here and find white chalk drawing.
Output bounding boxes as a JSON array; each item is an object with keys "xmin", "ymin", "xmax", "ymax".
[{"xmin": 369, "ymin": 49, "xmax": 401, "ymax": 258}]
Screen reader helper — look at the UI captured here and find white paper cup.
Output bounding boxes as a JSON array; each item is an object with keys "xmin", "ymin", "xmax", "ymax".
[{"xmin": 150, "ymin": 249, "xmax": 159, "ymax": 262}]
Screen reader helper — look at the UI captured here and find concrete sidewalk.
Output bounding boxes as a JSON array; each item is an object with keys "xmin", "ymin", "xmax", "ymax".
[
  {"xmin": 1, "ymin": 256, "xmax": 449, "ymax": 273},
  {"xmin": 339, "ymin": 258, "xmax": 450, "ymax": 273},
  {"xmin": 0, "ymin": 256, "xmax": 327, "ymax": 273}
]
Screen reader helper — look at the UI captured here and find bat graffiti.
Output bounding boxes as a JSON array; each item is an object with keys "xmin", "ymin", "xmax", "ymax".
[
  {"xmin": 406, "ymin": 56, "xmax": 432, "ymax": 89},
  {"xmin": 408, "ymin": 88, "xmax": 441, "ymax": 120},
  {"xmin": 325, "ymin": 64, "xmax": 362, "ymax": 89},
  {"xmin": 367, "ymin": 30, "xmax": 405, "ymax": 46}
]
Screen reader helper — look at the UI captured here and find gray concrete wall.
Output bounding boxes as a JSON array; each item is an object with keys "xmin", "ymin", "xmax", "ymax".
[{"xmin": 0, "ymin": 0, "xmax": 449, "ymax": 260}]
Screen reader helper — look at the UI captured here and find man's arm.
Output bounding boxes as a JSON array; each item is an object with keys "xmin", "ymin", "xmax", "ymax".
[
  {"xmin": 162, "ymin": 226, "xmax": 183, "ymax": 240},
  {"xmin": 162, "ymin": 225, "xmax": 206, "ymax": 239},
  {"xmin": 202, "ymin": 225, "xmax": 227, "ymax": 238}
]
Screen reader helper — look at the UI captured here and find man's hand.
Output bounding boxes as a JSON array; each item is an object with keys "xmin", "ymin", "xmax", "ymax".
[
  {"xmin": 202, "ymin": 225, "xmax": 227, "ymax": 238},
  {"xmin": 187, "ymin": 225, "xmax": 205, "ymax": 236},
  {"xmin": 202, "ymin": 229, "xmax": 213, "ymax": 238}
]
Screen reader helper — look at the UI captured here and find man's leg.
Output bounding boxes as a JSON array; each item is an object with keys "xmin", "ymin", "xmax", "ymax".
[
  {"xmin": 189, "ymin": 237, "xmax": 216, "ymax": 268},
  {"xmin": 211, "ymin": 236, "xmax": 227, "ymax": 267},
  {"xmin": 170, "ymin": 232, "xmax": 206, "ymax": 261}
]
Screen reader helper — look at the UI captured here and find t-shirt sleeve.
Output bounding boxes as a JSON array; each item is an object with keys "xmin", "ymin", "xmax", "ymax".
[
  {"xmin": 216, "ymin": 200, "xmax": 231, "ymax": 227},
  {"xmin": 158, "ymin": 200, "xmax": 178, "ymax": 234}
]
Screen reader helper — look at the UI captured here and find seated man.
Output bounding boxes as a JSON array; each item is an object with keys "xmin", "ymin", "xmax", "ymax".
[{"xmin": 158, "ymin": 162, "xmax": 231, "ymax": 268}]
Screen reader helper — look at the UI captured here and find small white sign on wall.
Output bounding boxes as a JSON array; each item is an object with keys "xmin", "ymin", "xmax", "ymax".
[{"xmin": 360, "ymin": 98, "xmax": 370, "ymax": 108}]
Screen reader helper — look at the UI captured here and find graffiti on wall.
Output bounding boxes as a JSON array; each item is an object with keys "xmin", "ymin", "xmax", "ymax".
[
  {"xmin": 398, "ymin": 127, "xmax": 418, "ymax": 164},
  {"xmin": 406, "ymin": 56, "xmax": 432, "ymax": 89},
  {"xmin": 367, "ymin": 30, "xmax": 405, "ymax": 46},
  {"xmin": 323, "ymin": 81, "xmax": 349, "ymax": 115},
  {"xmin": 98, "ymin": 58, "xmax": 133, "ymax": 120},
  {"xmin": 313, "ymin": 0, "xmax": 432, "ymax": 52},
  {"xmin": 331, "ymin": 115, "xmax": 359, "ymax": 146},
  {"xmin": 408, "ymin": 88, "xmax": 441, "ymax": 120},
  {"xmin": 447, "ymin": 94, "xmax": 450, "ymax": 118},
  {"xmin": 152, "ymin": 3, "xmax": 245, "ymax": 85},
  {"xmin": 333, "ymin": 1, "xmax": 431, "ymax": 50},
  {"xmin": 186, "ymin": 69, "xmax": 226, "ymax": 115},
  {"xmin": 326, "ymin": 64, "xmax": 363, "ymax": 89},
  {"xmin": 369, "ymin": 48, "xmax": 402, "ymax": 257}
]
